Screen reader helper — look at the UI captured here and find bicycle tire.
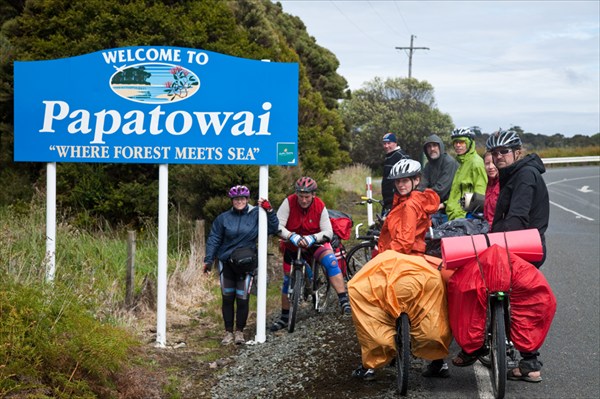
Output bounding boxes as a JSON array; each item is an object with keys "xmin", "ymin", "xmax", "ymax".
[
  {"xmin": 490, "ymin": 300, "xmax": 506, "ymax": 399},
  {"xmin": 345, "ymin": 241, "xmax": 376, "ymax": 279},
  {"xmin": 395, "ymin": 312, "xmax": 410, "ymax": 396},
  {"xmin": 312, "ymin": 262, "xmax": 331, "ymax": 312},
  {"xmin": 288, "ymin": 268, "xmax": 303, "ymax": 333}
]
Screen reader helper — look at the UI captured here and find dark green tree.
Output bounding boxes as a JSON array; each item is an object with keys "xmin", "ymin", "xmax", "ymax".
[
  {"xmin": 0, "ymin": 0, "xmax": 350, "ymax": 225},
  {"xmin": 340, "ymin": 77, "xmax": 454, "ymax": 171}
]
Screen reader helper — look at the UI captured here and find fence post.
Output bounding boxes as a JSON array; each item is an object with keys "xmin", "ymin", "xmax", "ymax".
[
  {"xmin": 191, "ymin": 220, "xmax": 205, "ymax": 268},
  {"xmin": 125, "ymin": 230, "xmax": 136, "ymax": 308}
]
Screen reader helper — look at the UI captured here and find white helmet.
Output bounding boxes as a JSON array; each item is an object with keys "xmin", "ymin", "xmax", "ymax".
[
  {"xmin": 451, "ymin": 126, "xmax": 480, "ymax": 140},
  {"xmin": 486, "ymin": 129, "xmax": 522, "ymax": 150},
  {"xmin": 388, "ymin": 159, "xmax": 421, "ymax": 180}
]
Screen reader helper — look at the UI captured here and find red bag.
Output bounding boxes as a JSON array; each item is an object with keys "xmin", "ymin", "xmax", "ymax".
[
  {"xmin": 334, "ymin": 245, "xmax": 347, "ymax": 276},
  {"xmin": 447, "ymin": 244, "xmax": 556, "ymax": 354},
  {"xmin": 328, "ymin": 210, "xmax": 353, "ymax": 241}
]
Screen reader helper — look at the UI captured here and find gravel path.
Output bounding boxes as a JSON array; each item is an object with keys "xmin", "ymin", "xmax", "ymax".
[{"xmin": 211, "ymin": 299, "xmax": 435, "ymax": 399}]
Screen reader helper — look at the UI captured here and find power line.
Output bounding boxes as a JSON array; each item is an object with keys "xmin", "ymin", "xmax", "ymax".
[{"xmin": 395, "ymin": 35, "xmax": 429, "ymax": 78}]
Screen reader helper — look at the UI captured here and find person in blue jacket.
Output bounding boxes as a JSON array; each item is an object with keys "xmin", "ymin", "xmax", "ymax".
[{"xmin": 203, "ymin": 185, "xmax": 279, "ymax": 345}]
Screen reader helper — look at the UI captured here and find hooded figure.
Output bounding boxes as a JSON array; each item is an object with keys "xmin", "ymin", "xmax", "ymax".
[
  {"xmin": 419, "ymin": 134, "xmax": 459, "ymax": 206},
  {"xmin": 492, "ymin": 153, "xmax": 549, "ymax": 266},
  {"xmin": 349, "ymin": 159, "xmax": 451, "ymax": 381},
  {"xmin": 446, "ymin": 132, "xmax": 488, "ymax": 220}
]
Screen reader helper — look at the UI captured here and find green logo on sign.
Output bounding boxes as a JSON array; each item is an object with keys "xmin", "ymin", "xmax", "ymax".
[{"xmin": 277, "ymin": 143, "xmax": 296, "ymax": 164}]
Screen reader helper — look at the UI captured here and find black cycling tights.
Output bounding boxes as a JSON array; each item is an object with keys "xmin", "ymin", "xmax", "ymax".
[{"xmin": 222, "ymin": 294, "xmax": 249, "ymax": 332}]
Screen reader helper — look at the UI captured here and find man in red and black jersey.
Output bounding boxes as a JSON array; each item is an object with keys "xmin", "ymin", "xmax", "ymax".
[{"xmin": 270, "ymin": 177, "xmax": 351, "ymax": 332}]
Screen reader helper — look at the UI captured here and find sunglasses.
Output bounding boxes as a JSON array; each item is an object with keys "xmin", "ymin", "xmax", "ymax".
[{"xmin": 491, "ymin": 148, "xmax": 512, "ymax": 157}]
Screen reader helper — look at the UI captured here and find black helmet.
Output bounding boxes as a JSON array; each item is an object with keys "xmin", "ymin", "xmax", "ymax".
[
  {"xmin": 295, "ymin": 176, "xmax": 318, "ymax": 193},
  {"xmin": 388, "ymin": 159, "xmax": 421, "ymax": 180},
  {"xmin": 486, "ymin": 129, "xmax": 522, "ymax": 150},
  {"xmin": 451, "ymin": 126, "xmax": 480, "ymax": 141}
]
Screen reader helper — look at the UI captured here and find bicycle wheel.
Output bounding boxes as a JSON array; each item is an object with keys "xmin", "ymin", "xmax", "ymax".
[
  {"xmin": 346, "ymin": 241, "xmax": 376, "ymax": 279},
  {"xmin": 395, "ymin": 312, "xmax": 410, "ymax": 396},
  {"xmin": 288, "ymin": 268, "xmax": 303, "ymax": 333},
  {"xmin": 312, "ymin": 262, "xmax": 331, "ymax": 312},
  {"xmin": 490, "ymin": 300, "xmax": 506, "ymax": 399}
]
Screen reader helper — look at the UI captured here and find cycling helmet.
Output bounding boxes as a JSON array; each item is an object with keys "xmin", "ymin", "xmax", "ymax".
[
  {"xmin": 295, "ymin": 176, "xmax": 318, "ymax": 193},
  {"xmin": 228, "ymin": 185, "xmax": 250, "ymax": 198},
  {"xmin": 388, "ymin": 159, "xmax": 421, "ymax": 180},
  {"xmin": 451, "ymin": 126, "xmax": 480, "ymax": 141},
  {"xmin": 486, "ymin": 129, "xmax": 522, "ymax": 150}
]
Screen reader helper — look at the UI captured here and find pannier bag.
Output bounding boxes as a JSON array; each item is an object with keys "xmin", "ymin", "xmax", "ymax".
[
  {"xmin": 334, "ymin": 245, "xmax": 347, "ymax": 276},
  {"xmin": 328, "ymin": 209, "xmax": 353, "ymax": 241},
  {"xmin": 228, "ymin": 247, "xmax": 257, "ymax": 274}
]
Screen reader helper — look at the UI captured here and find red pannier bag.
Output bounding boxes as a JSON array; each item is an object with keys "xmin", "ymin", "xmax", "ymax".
[
  {"xmin": 328, "ymin": 210, "xmax": 352, "ymax": 276},
  {"xmin": 328, "ymin": 210, "xmax": 353, "ymax": 241},
  {"xmin": 446, "ymin": 244, "xmax": 556, "ymax": 354},
  {"xmin": 335, "ymin": 245, "xmax": 348, "ymax": 276}
]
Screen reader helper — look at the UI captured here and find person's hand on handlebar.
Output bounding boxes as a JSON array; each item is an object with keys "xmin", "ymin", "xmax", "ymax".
[{"xmin": 288, "ymin": 233, "xmax": 317, "ymax": 248}]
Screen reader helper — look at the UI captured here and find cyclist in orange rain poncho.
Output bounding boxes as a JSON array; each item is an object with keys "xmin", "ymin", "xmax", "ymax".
[{"xmin": 349, "ymin": 159, "xmax": 452, "ymax": 381}]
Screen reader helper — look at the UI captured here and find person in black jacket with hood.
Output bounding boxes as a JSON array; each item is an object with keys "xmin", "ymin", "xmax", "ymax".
[
  {"xmin": 418, "ymin": 134, "xmax": 459, "ymax": 226},
  {"xmin": 485, "ymin": 128, "xmax": 549, "ymax": 383},
  {"xmin": 487, "ymin": 129, "xmax": 549, "ymax": 267}
]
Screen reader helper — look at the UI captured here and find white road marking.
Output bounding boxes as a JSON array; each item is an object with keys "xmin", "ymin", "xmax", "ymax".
[
  {"xmin": 474, "ymin": 362, "xmax": 494, "ymax": 399},
  {"xmin": 546, "ymin": 175, "xmax": 598, "ymax": 221},
  {"xmin": 549, "ymin": 201, "xmax": 594, "ymax": 221},
  {"xmin": 546, "ymin": 175, "xmax": 599, "ymax": 186},
  {"xmin": 578, "ymin": 185, "xmax": 593, "ymax": 193}
]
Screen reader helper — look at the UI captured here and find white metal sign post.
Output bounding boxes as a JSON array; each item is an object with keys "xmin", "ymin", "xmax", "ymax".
[
  {"xmin": 45, "ymin": 162, "xmax": 56, "ymax": 282},
  {"xmin": 156, "ymin": 164, "xmax": 169, "ymax": 346},
  {"xmin": 256, "ymin": 165, "xmax": 269, "ymax": 343}
]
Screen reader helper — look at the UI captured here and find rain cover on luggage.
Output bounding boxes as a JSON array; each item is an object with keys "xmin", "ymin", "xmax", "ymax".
[
  {"xmin": 447, "ymin": 244, "xmax": 556, "ymax": 354},
  {"xmin": 348, "ymin": 250, "xmax": 452, "ymax": 369}
]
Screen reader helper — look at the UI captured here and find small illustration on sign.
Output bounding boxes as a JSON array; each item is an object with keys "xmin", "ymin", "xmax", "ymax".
[{"xmin": 110, "ymin": 63, "xmax": 199, "ymax": 104}]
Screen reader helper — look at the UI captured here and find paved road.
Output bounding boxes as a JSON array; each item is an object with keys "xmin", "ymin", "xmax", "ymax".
[{"xmin": 539, "ymin": 166, "xmax": 599, "ymax": 399}]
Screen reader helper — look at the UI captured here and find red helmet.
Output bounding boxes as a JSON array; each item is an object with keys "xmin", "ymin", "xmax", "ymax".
[{"xmin": 295, "ymin": 176, "xmax": 318, "ymax": 193}]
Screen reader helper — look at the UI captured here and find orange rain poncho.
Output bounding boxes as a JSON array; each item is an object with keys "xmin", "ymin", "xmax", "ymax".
[
  {"xmin": 378, "ymin": 189, "xmax": 440, "ymax": 255},
  {"xmin": 348, "ymin": 250, "xmax": 452, "ymax": 369}
]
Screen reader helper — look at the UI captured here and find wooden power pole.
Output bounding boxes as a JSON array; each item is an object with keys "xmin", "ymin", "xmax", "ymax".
[{"xmin": 395, "ymin": 35, "xmax": 429, "ymax": 78}]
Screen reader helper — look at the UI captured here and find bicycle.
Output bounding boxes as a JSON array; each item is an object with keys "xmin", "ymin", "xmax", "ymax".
[
  {"xmin": 472, "ymin": 239, "xmax": 518, "ymax": 399},
  {"xmin": 287, "ymin": 245, "xmax": 332, "ymax": 333},
  {"xmin": 345, "ymin": 197, "xmax": 387, "ymax": 279},
  {"xmin": 395, "ymin": 312, "xmax": 411, "ymax": 396}
]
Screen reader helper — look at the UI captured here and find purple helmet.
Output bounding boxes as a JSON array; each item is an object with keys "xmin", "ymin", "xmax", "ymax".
[{"xmin": 228, "ymin": 185, "xmax": 250, "ymax": 198}]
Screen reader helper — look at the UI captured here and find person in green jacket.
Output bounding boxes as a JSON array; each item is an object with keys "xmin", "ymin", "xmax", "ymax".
[{"xmin": 446, "ymin": 126, "xmax": 488, "ymax": 220}]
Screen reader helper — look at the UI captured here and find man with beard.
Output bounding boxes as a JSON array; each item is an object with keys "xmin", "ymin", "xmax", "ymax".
[{"xmin": 418, "ymin": 134, "xmax": 459, "ymax": 226}]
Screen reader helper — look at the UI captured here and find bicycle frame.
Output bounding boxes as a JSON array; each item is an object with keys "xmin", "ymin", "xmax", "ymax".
[{"xmin": 287, "ymin": 246, "xmax": 331, "ymax": 333}]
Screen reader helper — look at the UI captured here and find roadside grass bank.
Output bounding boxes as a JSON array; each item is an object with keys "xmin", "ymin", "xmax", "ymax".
[{"xmin": 0, "ymin": 164, "xmax": 378, "ymax": 398}]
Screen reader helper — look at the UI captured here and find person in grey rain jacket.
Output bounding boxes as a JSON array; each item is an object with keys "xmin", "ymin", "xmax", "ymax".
[{"xmin": 418, "ymin": 134, "xmax": 459, "ymax": 226}]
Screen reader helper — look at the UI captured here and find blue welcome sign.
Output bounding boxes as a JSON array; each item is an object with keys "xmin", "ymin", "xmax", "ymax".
[{"xmin": 14, "ymin": 46, "xmax": 299, "ymax": 165}]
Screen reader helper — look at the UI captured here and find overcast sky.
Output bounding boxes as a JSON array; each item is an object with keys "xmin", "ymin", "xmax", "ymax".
[{"xmin": 278, "ymin": 0, "xmax": 600, "ymax": 137}]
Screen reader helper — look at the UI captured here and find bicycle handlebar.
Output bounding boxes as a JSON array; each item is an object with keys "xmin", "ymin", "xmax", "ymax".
[{"xmin": 357, "ymin": 196, "xmax": 385, "ymax": 205}]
